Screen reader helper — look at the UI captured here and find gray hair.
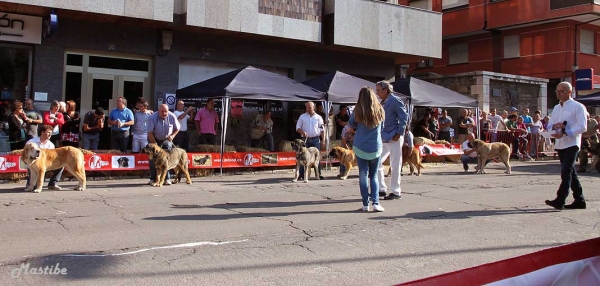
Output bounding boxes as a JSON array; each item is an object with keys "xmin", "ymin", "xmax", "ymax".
[
  {"xmin": 376, "ymin": 81, "xmax": 393, "ymax": 94},
  {"xmin": 558, "ymin": 81, "xmax": 573, "ymax": 91}
]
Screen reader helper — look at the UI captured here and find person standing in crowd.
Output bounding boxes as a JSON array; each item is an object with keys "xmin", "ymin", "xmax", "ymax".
[
  {"xmin": 578, "ymin": 113, "xmax": 599, "ymax": 172},
  {"xmin": 26, "ymin": 125, "xmax": 63, "ymax": 190},
  {"xmin": 438, "ymin": 109, "xmax": 452, "ymax": 143},
  {"xmin": 346, "ymin": 87, "xmax": 385, "ymax": 212},
  {"xmin": 479, "ymin": 111, "xmax": 490, "ymax": 140},
  {"xmin": 296, "ymin": 101, "xmax": 325, "ymax": 180},
  {"xmin": 529, "ymin": 113, "xmax": 544, "ymax": 158},
  {"xmin": 376, "ymin": 81, "xmax": 408, "ymax": 201},
  {"xmin": 43, "ymin": 101, "xmax": 65, "ymax": 147},
  {"xmin": 428, "ymin": 110, "xmax": 439, "ymax": 141},
  {"xmin": 195, "ymin": 98, "xmax": 219, "ymax": 145},
  {"xmin": 545, "ymin": 82, "xmax": 588, "ymax": 210},
  {"xmin": 131, "ymin": 98, "xmax": 153, "ymax": 153},
  {"xmin": 521, "ymin": 108, "xmax": 533, "ymax": 133},
  {"xmin": 173, "ymin": 100, "xmax": 194, "ymax": 151},
  {"xmin": 8, "ymin": 101, "xmax": 27, "ymax": 151},
  {"xmin": 413, "ymin": 112, "xmax": 434, "ymax": 140},
  {"xmin": 335, "ymin": 105, "xmax": 350, "ymax": 140},
  {"xmin": 147, "ymin": 104, "xmax": 180, "ymax": 186},
  {"xmin": 23, "ymin": 99, "xmax": 42, "ymax": 141},
  {"xmin": 81, "ymin": 107, "xmax": 105, "ymax": 151},
  {"xmin": 58, "ymin": 101, "xmax": 67, "ymax": 114},
  {"xmin": 60, "ymin": 100, "xmax": 80, "ymax": 147},
  {"xmin": 250, "ymin": 110, "xmax": 274, "ymax": 152},
  {"xmin": 107, "ymin": 97, "xmax": 135, "ymax": 153},
  {"xmin": 487, "ymin": 108, "xmax": 506, "ymax": 142},
  {"xmin": 457, "ymin": 109, "xmax": 474, "ymax": 144}
]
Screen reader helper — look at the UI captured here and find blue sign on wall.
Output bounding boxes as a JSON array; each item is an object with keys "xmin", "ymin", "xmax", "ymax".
[{"xmin": 575, "ymin": 68, "xmax": 594, "ymax": 91}]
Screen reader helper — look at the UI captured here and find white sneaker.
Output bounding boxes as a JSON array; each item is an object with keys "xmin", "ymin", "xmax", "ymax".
[
  {"xmin": 148, "ymin": 180, "xmax": 154, "ymax": 185},
  {"xmin": 373, "ymin": 204, "xmax": 385, "ymax": 212},
  {"xmin": 164, "ymin": 180, "xmax": 172, "ymax": 186},
  {"xmin": 361, "ymin": 206, "xmax": 370, "ymax": 212}
]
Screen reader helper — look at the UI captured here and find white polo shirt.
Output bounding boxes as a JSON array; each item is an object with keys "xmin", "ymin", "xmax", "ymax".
[
  {"xmin": 27, "ymin": 137, "xmax": 55, "ymax": 150},
  {"xmin": 173, "ymin": 110, "xmax": 189, "ymax": 132},
  {"xmin": 547, "ymin": 98, "xmax": 588, "ymax": 150},
  {"xmin": 296, "ymin": 112, "xmax": 324, "ymax": 138}
]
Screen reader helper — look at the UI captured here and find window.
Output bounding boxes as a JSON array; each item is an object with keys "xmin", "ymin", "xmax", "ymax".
[
  {"xmin": 442, "ymin": 0, "xmax": 468, "ymax": 10},
  {"xmin": 550, "ymin": 0, "xmax": 592, "ymax": 10},
  {"xmin": 448, "ymin": 43, "xmax": 468, "ymax": 64},
  {"xmin": 580, "ymin": 29, "xmax": 595, "ymax": 54},
  {"xmin": 503, "ymin": 35, "xmax": 520, "ymax": 58},
  {"xmin": 417, "ymin": 60, "xmax": 433, "ymax": 68}
]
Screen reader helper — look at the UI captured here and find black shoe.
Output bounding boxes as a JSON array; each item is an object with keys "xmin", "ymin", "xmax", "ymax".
[
  {"xmin": 577, "ymin": 169, "xmax": 586, "ymax": 173},
  {"xmin": 384, "ymin": 193, "xmax": 402, "ymax": 200},
  {"xmin": 545, "ymin": 199, "xmax": 564, "ymax": 210},
  {"xmin": 319, "ymin": 176, "xmax": 325, "ymax": 180},
  {"xmin": 564, "ymin": 201, "xmax": 586, "ymax": 209},
  {"xmin": 379, "ymin": 192, "xmax": 387, "ymax": 197}
]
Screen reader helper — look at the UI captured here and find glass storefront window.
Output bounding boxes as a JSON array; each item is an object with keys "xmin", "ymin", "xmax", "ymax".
[{"xmin": 0, "ymin": 45, "xmax": 31, "ymax": 122}]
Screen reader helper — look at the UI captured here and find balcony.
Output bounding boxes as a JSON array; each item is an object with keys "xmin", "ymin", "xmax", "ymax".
[
  {"xmin": 0, "ymin": 0, "xmax": 174, "ymax": 22},
  {"xmin": 323, "ymin": 0, "xmax": 442, "ymax": 59},
  {"xmin": 184, "ymin": 0, "xmax": 322, "ymax": 43}
]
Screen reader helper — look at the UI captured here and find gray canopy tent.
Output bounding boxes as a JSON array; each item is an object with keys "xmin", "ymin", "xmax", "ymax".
[{"xmin": 176, "ymin": 66, "xmax": 326, "ymax": 175}]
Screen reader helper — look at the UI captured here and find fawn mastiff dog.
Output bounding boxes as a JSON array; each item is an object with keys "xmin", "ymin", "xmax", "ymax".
[
  {"xmin": 291, "ymin": 139, "xmax": 320, "ymax": 183},
  {"xmin": 329, "ymin": 146, "xmax": 357, "ymax": 180},
  {"xmin": 142, "ymin": 143, "xmax": 192, "ymax": 187},
  {"xmin": 21, "ymin": 142, "xmax": 89, "ymax": 193},
  {"xmin": 470, "ymin": 139, "xmax": 511, "ymax": 174}
]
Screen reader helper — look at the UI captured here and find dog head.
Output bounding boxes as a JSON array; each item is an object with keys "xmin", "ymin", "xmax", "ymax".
[
  {"xmin": 141, "ymin": 143, "xmax": 161, "ymax": 160},
  {"xmin": 471, "ymin": 139, "xmax": 484, "ymax": 149},
  {"xmin": 291, "ymin": 139, "xmax": 306, "ymax": 153},
  {"xmin": 117, "ymin": 157, "xmax": 129, "ymax": 167},
  {"xmin": 22, "ymin": 142, "xmax": 41, "ymax": 161},
  {"xmin": 329, "ymin": 146, "xmax": 344, "ymax": 159}
]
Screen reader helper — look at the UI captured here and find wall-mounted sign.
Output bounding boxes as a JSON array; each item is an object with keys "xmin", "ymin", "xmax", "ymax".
[
  {"xmin": 575, "ymin": 68, "xmax": 594, "ymax": 91},
  {"xmin": 0, "ymin": 12, "xmax": 42, "ymax": 44},
  {"xmin": 42, "ymin": 11, "xmax": 57, "ymax": 39}
]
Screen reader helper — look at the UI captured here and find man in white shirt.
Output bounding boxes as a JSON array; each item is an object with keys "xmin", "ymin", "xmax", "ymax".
[
  {"xmin": 173, "ymin": 101, "xmax": 194, "ymax": 151},
  {"xmin": 296, "ymin": 101, "xmax": 325, "ymax": 180},
  {"xmin": 545, "ymin": 82, "xmax": 588, "ymax": 210},
  {"xmin": 460, "ymin": 132, "xmax": 490, "ymax": 173},
  {"xmin": 25, "ymin": 125, "xmax": 63, "ymax": 190},
  {"xmin": 488, "ymin": 108, "xmax": 507, "ymax": 142}
]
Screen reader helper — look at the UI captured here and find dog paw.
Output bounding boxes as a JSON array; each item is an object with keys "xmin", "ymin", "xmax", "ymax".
[
  {"xmin": 186, "ymin": 181, "xmax": 192, "ymax": 184},
  {"xmin": 339, "ymin": 176, "xmax": 347, "ymax": 180},
  {"xmin": 152, "ymin": 183, "xmax": 161, "ymax": 187},
  {"xmin": 171, "ymin": 180, "xmax": 178, "ymax": 185},
  {"xmin": 32, "ymin": 189, "xmax": 42, "ymax": 193},
  {"xmin": 415, "ymin": 173, "xmax": 421, "ymax": 176},
  {"xmin": 77, "ymin": 187, "xmax": 85, "ymax": 191},
  {"xmin": 303, "ymin": 180, "xmax": 308, "ymax": 183}
]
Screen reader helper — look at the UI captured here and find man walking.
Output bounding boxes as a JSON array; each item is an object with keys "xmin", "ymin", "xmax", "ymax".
[
  {"xmin": 545, "ymin": 82, "xmax": 588, "ymax": 210},
  {"xmin": 296, "ymin": 101, "xmax": 325, "ymax": 180},
  {"xmin": 376, "ymin": 81, "xmax": 408, "ymax": 200},
  {"xmin": 147, "ymin": 104, "xmax": 180, "ymax": 186},
  {"xmin": 107, "ymin": 97, "xmax": 134, "ymax": 153}
]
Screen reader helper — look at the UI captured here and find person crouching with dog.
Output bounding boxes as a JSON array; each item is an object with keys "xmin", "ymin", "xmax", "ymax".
[
  {"xmin": 25, "ymin": 125, "xmax": 64, "ymax": 190},
  {"xmin": 345, "ymin": 87, "xmax": 385, "ymax": 212},
  {"xmin": 147, "ymin": 104, "xmax": 180, "ymax": 186}
]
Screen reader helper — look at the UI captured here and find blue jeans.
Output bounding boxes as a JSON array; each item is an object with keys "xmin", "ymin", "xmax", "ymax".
[
  {"xmin": 26, "ymin": 168, "xmax": 63, "ymax": 188},
  {"xmin": 299, "ymin": 137, "xmax": 322, "ymax": 179},
  {"xmin": 82, "ymin": 133, "xmax": 100, "ymax": 150},
  {"xmin": 357, "ymin": 156, "xmax": 381, "ymax": 206},
  {"xmin": 149, "ymin": 141, "xmax": 173, "ymax": 182},
  {"xmin": 556, "ymin": 146, "xmax": 584, "ymax": 204},
  {"xmin": 460, "ymin": 155, "xmax": 491, "ymax": 171}
]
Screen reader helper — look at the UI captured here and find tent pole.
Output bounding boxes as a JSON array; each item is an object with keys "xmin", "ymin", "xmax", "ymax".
[
  {"xmin": 220, "ymin": 97, "xmax": 230, "ymax": 177},
  {"xmin": 475, "ymin": 107, "xmax": 480, "ymax": 140}
]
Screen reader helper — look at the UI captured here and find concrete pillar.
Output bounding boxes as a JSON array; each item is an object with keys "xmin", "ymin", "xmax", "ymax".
[
  {"xmin": 471, "ymin": 75, "xmax": 490, "ymax": 111},
  {"xmin": 538, "ymin": 83, "xmax": 548, "ymax": 116}
]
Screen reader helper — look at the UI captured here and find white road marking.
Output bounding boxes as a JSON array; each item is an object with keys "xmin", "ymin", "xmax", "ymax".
[{"xmin": 61, "ymin": 239, "xmax": 248, "ymax": 257}]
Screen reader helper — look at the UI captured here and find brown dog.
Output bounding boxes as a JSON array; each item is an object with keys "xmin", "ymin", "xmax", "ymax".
[
  {"xmin": 584, "ymin": 139, "xmax": 600, "ymax": 173},
  {"xmin": 142, "ymin": 143, "xmax": 192, "ymax": 187},
  {"xmin": 386, "ymin": 146, "xmax": 424, "ymax": 176},
  {"xmin": 21, "ymin": 142, "xmax": 89, "ymax": 193},
  {"xmin": 470, "ymin": 139, "xmax": 511, "ymax": 174},
  {"xmin": 329, "ymin": 146, "xmax": 357, "ymax": 180}
]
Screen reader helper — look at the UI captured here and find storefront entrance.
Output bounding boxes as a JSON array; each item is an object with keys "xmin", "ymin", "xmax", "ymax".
[{"xmin": 63, "ymin": 52, "xmax": 152, "ymax": 116}]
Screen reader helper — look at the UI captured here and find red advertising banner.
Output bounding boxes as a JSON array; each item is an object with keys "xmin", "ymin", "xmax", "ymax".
[
  {"xmin": 417, "ymin": 144, "xmax": 462, "ymax": 156},
  {"xmin": 0, "ymin": 152, "xmax": 299, "ymax": 173}
]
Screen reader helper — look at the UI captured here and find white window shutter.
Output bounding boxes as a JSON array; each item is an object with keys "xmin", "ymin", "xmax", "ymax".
[
  {"xmin": 580, "ymin": 29, "xmax": 595, "ymax": 54},
  {"xmin": 442, "ymin": 0, "xmax": 468, "ymax": 10},
  {"xmin": 503, "ymin": 35, "xmax": 520, "ymax": 58},
  {"xmin": 449, "ymin": 43, "xmax": 468, "ymax": 64}
]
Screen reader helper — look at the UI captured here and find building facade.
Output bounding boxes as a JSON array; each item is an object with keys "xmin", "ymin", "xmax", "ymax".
[
  {"xmin": 407, "ymin": 0, "xmax": 600, "ymax": 113},
  {"xmin": 0, "ymin": 0, "xmax": 442, "ymax": 147}
]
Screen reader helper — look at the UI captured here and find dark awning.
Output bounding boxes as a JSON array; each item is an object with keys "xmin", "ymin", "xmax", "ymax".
[{"xmin": 575, "ymin": 92, "xmax": 600, "ymax": 107}]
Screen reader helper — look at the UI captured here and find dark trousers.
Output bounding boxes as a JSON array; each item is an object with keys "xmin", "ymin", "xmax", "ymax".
[
  {"xmin": 251, "ymin": 133, "xmax": 274, "ymax": 151},
  {"xmin": 198, "ymin": 133, "xmax": 217, "ymax": 145},
  {"xmin": 50, "ymin": 134, "xmax": 60, "ymax": 147},
  {"xmin": 460, "ymin": 156, "xmax": 491, "ymax": 171},
  {"xmin": 111, "ymin": 130, "xmax": 130, "ymax": 153},
  {"xmin": 173, "ymin": 131, "xmax": 189, "ymax": 151},
  {"xmin": 299, "ymin": 137, "xmax": 322, "ymax": 179},
  {"xmin": 555, "ymin": 146, "xmax": 585, "ymax": 204},
  {"xmin": 438, "ymin": 131, "xmax": 451, "ymax": 143}
]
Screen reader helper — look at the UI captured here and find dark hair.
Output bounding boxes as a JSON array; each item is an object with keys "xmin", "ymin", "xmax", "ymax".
[
  {"xmin": 94, "ymin": 107, "xmax": 105, "ymax": 116},
  {"xmin": 507, "ymin": 114, "xmax": 517, "ymax": 120},
  {"xmin": 41, "ymin": 125, "xmax": 54, "ymax": 132},
  {"xmin": 340, "ymin": 105, "xmax": 347, "ymax": 110}
]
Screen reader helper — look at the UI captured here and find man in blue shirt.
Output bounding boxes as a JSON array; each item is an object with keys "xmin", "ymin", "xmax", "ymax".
[
  {"xmin": 107, "ymin": 97, "xmax": 135, "ymax": 153},
  {"xmin": 521, "ymin": 108, "xmax": 533, "ymax": 133},
  {"xmin": 375, "ymin": 81, "xmax": 408, "ymax": 200}
]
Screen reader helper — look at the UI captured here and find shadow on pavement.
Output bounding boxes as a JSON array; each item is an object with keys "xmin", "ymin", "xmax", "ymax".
[
  {"xmin": 143, "ymin": 209, "xmax": 364, "ymax": 221},
  {"xmin": 370, "ymin": 208, "xmax": 560, "ymax": 221},
  {"xmin": 171, "ymin": 198, "xmax": 358, "ymax": 209}
]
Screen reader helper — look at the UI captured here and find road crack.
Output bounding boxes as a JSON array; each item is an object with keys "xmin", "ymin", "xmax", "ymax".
[{"xmin": 90, "ymin": 191, "xmax": 140, "ymax": 227}]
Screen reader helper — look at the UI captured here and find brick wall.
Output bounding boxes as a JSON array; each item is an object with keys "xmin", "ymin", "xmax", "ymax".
[
  {"xmin": 259, "ymin": 0, "xmax": 322, "ymax": 22},
  {"xmin": 489, "ymin": 80, "xmax": 540, "ymax": 113}
]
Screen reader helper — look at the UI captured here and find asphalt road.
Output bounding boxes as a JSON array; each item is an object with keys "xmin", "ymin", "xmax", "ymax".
[{"xmin": 0, "ymin": 160, "xmax": 598, "ymax": 285}]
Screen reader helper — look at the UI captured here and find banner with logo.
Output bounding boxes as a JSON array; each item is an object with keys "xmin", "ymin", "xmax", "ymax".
[
  {"xmin": 417, "ymin": 144, "xmax": 462, "ymax": 156},
  {"xmin": 0, "ymin": 152, "xmax": 300, "ymax": 173}
]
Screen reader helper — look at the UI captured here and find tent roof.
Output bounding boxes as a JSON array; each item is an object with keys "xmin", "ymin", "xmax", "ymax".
[
  {"xmin": 302, "ymin": 71, "xmax": 376, "ymax": 104},
  {"xmin": 575, "ymin": 92, "xmax": 600, "ymax": 107},
  {"xmin": 393, "ymin": 77, "xmax": 479, "ymax": 108},
  {"xmin": 176, "ymin": 66, "xmax": 325, "ymax": 102}
]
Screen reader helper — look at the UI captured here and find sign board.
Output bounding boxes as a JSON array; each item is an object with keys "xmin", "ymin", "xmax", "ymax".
[
  {"xmin": 0, "ymin": 12, "xmax": 42, "ymax": 44},
  {"xmin": 575, "ymin": 68, "xmax": 594, "ymax": 91},
  {"xmin": 165, "ymin": 93, "xmax": 176, "ymax": 110}
]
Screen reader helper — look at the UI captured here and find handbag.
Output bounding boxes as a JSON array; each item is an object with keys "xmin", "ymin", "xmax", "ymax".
[{"xmin": 250, "ymin": 128, "xmax": 264, "ymax": 140}]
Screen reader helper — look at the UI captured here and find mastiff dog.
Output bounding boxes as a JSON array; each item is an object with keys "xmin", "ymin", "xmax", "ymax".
[
  {"xmin": 21, "ymin": 142, "xmax": 89, "ymax": 193},
  {"xmin": 142, "ymin": 143, "xmax": 192, "ymax": 187},
  {"xmin": 291, "ymin": 139, "xmax": 320, "ymax": 183},
  {"xmin": 470, "ymin": 139, "xmax": 511, "ymax": 174},
  {"xmin": 329, "ymin": 146, "xmax": 357, "ymax": 180}
]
